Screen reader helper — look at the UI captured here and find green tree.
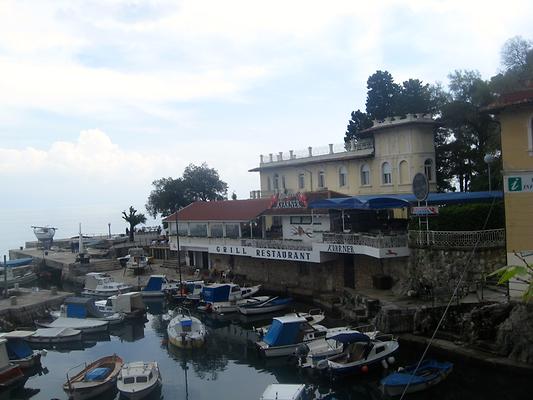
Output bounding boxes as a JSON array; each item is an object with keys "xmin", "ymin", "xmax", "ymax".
[
  {"xmin": 145, "ymin": 177, "xmax": 188, "ymax": 219},
  {"xmin": 395, "ymin": 79, "xmax": 433, "ymax": 116},
  {"xmin": 365, "ymin": 70, "xmax": 400, "ymax": 120},
  {"xmin": 183, "ymin": 163, "xmax": 228, "ymax": 201},
  {"xmin": 122, "ymin": 206, "xmax": 147, "ymax": 242},
  {"xmin": 491, "ymin": 253, "xmax": 533, "ymax": 301},
  {"xmin": 344, "ymin": 109, "xmax": 373, "ymax": 146},
  {"xmin": 491, "ymin": 36, "xmax": 533, "ymax": 94}
]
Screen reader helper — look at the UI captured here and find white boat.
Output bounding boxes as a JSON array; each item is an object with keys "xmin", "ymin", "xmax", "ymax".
[
  {"xmin": 0, "ymin": 331, "xmax": 42, "ymax": 369},
  {"xmin": 255, "ymin": 309, "xmax": 325, "ymax": 336},
  {"xmin": 25, "ymin": 328, "xmax": 82, "ymax": 344},
  {"xmin": 238, "ymin": 296, "xmax": 293, "ymax": 315},
  {"xmin": 141, "ymin": 275, "xmax": 180, "ymax": 297},
  {"xmin": 167, "ymin": 308, "xmax": 206, "ymax": 349},
  {"xmin": 95, "ymin": 292, "xmax": 146, "ymax": 319},
  {"xmin": 0, "ymin": 263, "xmax": 37, "ymax": 288},
  {"xmin": 117, "ymin": 361, "xmax": 162, "ymax": 400},
  {"xmin": 31, "ymin": 225, "xmax": 56, "ymax": 241},
  {"xmin": 197, "ymin": 283, "xmax": 261, "ymax": 312},
  {"xmin": 172, "ymin": 280, "xmax": 205, "ymax": 301},
  {"xmin": 64, "ymin": 354, "xmax": 123, "ymax": 400},
  {"xmin": 121, "ymin": 248, "xmax": 150, "ymax": 274},
  {"xmin": 210, "ymin": 296, "xmax": 272, "ymax": 314},
  {"xmin": 81, "ymin": 272, "xmax": 133, "ymax": 298},
  {"xmin": 51, "ymin": 297, "xmax": 125, "ymax": 325},
  {"xmin": 260, "ymin": 384, "xmax": 311, "ymax": 400},
  {"xmin": 35, "ymin": 316, "xmax": 108, "ymax": 333},
  {"xmin": 256, "ymin": 315, "xmax": 334, "ymax": 358}
]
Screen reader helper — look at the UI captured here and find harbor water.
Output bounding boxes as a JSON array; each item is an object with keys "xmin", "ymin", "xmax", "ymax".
[{"xmin": 6, "ymin": 299, "xmax": 531, "ymax": 400}]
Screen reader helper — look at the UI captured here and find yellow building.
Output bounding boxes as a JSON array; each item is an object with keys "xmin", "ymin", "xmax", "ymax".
[
  {"xmin": 487, "ymin": 88, "xmax": 533, "ymax": 297},
  {"xmin": 249, "ymin": 113, "xmax": 437, "ymax": 198}
]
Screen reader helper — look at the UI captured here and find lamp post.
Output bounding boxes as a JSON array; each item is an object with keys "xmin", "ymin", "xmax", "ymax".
[
  {"xmin": 484, "ymin": 154, "xmax": 496, "ymax": 192},
  {"xmin": 175, "ymin": 210, "xmax": 182, "ymax": 284}
]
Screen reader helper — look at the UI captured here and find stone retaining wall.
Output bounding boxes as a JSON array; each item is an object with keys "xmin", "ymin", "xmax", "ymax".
[{"xmin": 0, "ymin": 294, "xmax": 68, "ymax": 331}]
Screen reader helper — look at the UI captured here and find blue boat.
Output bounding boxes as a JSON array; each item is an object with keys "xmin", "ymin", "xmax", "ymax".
[
  {"xmin": 380, "ymin": 359, "xmax": 453, "ymax": 397},
  {"xmin": 0, "ymin": 331, "xmax": 42, "ymax": 369},
  {"xmin": 141, "ymin": 275, "xmax": 179, "ymax": 297},
  {"xmin": 0, "ymin": 258, "xmax": 33, "ymax": 268},
  {"xmin": 238, "ymin": 296, "xmax": 293, "ymax": 315}
]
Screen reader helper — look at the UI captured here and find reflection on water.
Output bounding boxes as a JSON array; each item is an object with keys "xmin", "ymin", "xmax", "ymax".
[{"xmin": 13, "ymin": 299, "xmax": 532, "ymax": 400}]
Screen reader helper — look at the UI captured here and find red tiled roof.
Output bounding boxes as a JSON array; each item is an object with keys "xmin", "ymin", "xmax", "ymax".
[
  {"xmin": 484, "ymin": 88, "xmax": 533, "ymax": 112},
  {"xmin": 163, "ymin": 198, "xmax": 272, "ymax": 222}
]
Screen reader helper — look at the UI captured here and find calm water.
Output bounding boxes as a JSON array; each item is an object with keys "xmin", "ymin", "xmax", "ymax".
[{"xmin": 5, "ymin": 299, "xmax": 531, "ymax": 400}]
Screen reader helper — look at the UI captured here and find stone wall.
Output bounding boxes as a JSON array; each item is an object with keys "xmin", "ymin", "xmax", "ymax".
[{"xmin": 353, "ymin": 255, "xmax": 409, "ymax": 294}]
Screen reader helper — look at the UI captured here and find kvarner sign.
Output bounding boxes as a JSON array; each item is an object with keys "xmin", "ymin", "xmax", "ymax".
[{"xmin": 270, "ymin": 192, "xmax": 308, "ymax": 209}]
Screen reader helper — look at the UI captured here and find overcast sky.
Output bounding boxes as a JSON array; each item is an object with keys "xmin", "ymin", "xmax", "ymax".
[{"xmin": 1, "ymin": 0, "xmax": 532, "ymax": 213}]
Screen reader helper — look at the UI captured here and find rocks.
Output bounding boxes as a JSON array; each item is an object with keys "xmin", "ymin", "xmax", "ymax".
[{"xmin": 496, "ymin": 303, "xmax": 533, "ymax": 363}]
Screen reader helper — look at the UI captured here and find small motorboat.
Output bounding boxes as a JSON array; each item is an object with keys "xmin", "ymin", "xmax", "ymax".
[
  {"xmin": 254, "ymin": 309, "xmax": 325, "ymax": 336},
  {"xmin": 0, "ymin": 331, "xmax": 42, "ymax": 369},
  {"xmin": 50, "ymin": 297, "xmax": 125, "ymax": 325},
  {"xmin": 63, "ymin": 354, "xmax": 123, "ymax": 400},
  {"xmin": 0, "ymin": 261, "xmax": 37, "ymax": 288},
  {"xmin": 141, "ymin": 275, "xmax": 179, "ymax": 297},
  {"xmin": 380, "ymin": 359, "xmax": 453, "ymax": 397},
  {"xmin": 35, "ymin": 317, "xmax": 108, "ymax": 334},
  {"xmin": 117, "ymin": 361, "xmax": 162, "ymax": 400},
  {"xmin": 260, "ymin": 384, "xmax": 315, "ymax": 400},
  {"xmin": 32, "ymin": 225, "xmax": 56, "ymax": 241},
  {"xmin": 25, "ymin": 328, "xmax": 82, "ymax": 344},
  {"xmin": 0, "ymin": 339, "xmax": 25, "ymax": 389},
  {"xmin": 94, "ymin": 292, "xmax": 146, "ymax": 319},
  {"xmin": 167, "ymin": 308, "xmax": 206, "ymax": 349},
  {"xmin": 122, "ymin": 248, "xmax": 151, "ymax": 275},
  {"xmin": 172, "ymin": 280, "xmax": 205, "ymax": 301},
  {"xmin": 239, "ymin": 296, "xmax": 293, "ymax": 315},
  {"xmin": 81, "ymin": 272, "xmax": 133, "ymax": 298}
]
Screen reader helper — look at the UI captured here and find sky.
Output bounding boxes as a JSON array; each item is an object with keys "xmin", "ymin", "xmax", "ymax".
[{"xmin": 1, "ymin": 0, "xmax": 532, "ymax": 217}]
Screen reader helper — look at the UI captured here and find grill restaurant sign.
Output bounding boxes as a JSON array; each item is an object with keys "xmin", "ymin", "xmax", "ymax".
[
  {"xmin": 209, "ymin": 245, "xmax": 320, "ymax": 263},
  {"xmin": 270, "ymin": 192, "xmax": 308, "ymax": 209}
]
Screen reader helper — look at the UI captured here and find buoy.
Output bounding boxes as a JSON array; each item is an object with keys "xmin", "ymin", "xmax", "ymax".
[
  {"xmin": 388, "ymin": 356, "xmax": 396, "ymax": 365},
  {"xmin": 361, "ymin": 365, "xmax": 369, "ymax": 374}
]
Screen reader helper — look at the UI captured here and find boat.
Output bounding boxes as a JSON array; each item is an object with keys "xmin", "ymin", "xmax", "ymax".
[
  {"xmin": 117, "ymin": 361, "xmax": 162, "ymax": 400},
  {"xmin": 31, "ymin": 226, "xmax": 56, "ymax": 241},
  {"xmin": 0, "ymin": 262, "xmax": 37, "ymax": 288},
  {"xmin": 0, "ymin": 331, "xmax": 42, "ymax": 369},
  {"xmin": 255, "ymin": 315, "xmax": 335, "ymax": 358},
  {"xmin": 122, "ymin": 248, "xmax": 150, "ymax": 275},
  {"xmin": 239, "ymin": 296, "xmax": 293, "ymax": 315},
  {"xmin": 140, "ymin": 275, "xmax": 179, "ymax": 297},
  {"xmin": 25, "ymin": 328, "xmax": 82, "ymax": 344},
  {"xmin": 254, "ymin": 309, "xmax": 325, "ymax": 336},
  {"xmin": 167, "ymin": 308, "xmax": 206, "ymax": 349},
  {"xmin": 208, "ymin": 296, "xmax": 272, "ymax": 314},
  {"xmin": 95, "ymin": 292, "xmax": 146, "ymax": 319},
  {"xmin": 63, "ymin": 354, "xmax": 123, "ymax": 400},
  {"xmin": 51, "ymin": 297, "xmax": 125, "ymax": 325},
  {"xmin": 316, "ymin": 333, "xmax": 399, "ymax": 378},
  {"xmin": 0, "ymin": 338, "xmax": 25, "ymax": 389},
  {"xmin": 35, "ymin": 317, "xmax": 108, "ymax": 334},
  {"xmin": 172, "ymin": 280, "xmax": 205, "ymax": 301},
  {"xmin": 380, "ymin": 359, "xmax": 453, "ymax": 397},
  {"xmin": 260, "ymin": 384, "xmax": 314, "ymax": 400},
  {"xmin": 81, "ymin": 272, "xmax": 133, "ymax": 298},
  {"xmin": 197, "ymin": 283, "xmax": 261, "ymax": 312}
]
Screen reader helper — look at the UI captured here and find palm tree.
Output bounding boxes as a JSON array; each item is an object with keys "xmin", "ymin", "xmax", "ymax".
[{"xmin": 122, "ymin": 206, "xmax": 147, "ymax": 242}]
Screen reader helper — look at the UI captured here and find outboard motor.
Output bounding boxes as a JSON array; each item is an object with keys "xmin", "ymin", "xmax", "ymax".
[{"xmin": 295, "ymin": 343, "xmax": 310, "ymax": 366}]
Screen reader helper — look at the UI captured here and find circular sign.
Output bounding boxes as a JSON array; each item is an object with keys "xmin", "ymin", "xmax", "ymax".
[{"xmin": 412, "ymin": 173, "xmax": 429, "ymax": 201}]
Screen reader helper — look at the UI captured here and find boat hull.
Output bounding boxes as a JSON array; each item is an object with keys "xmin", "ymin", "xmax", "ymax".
[
  {"xmin": 26, "ymin": 328, "xmax": 82, "ymax": 344},
  {"xmin": 35, "ymin": 318, "xmax": 108, "ymax": 334},
  {"xmin": 239, "ymin": 302, "xmax": 290, "ymax": 315},
  {"xmin": 10, "ymin": 352, "xmax": 42, "ymax": 369},
  {"xmin": 0, "ymin": 364, "xmax": 25, "ymax": 388},
  {"xmin": 168, "ymin": 335, "xmax": 205, "ymax": 349},
  {"xmin": 119, "ymin": 381, "xmax": 161, "ymax": 400}
]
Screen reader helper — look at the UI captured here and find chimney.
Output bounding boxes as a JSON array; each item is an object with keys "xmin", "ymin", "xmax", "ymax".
[
  {"xmin": 329, "ymin": 144, "xmax": 334, "ymax": 154},
  {"xmin": 289, "ymin": 150, "xmax": 294, "ymax": 159},
  {"xmin": 308, "ymin": 147, "xmax": 313, "ymax": 157},
  {"xmin": 279, "ymin": 151, "xmax": 283, "ymax": 161},
  {"xmin": 269, "ymin": 153, "xmax": 273, "ymax": 162},
  {"xmin": 260, "ymin": 154, "xmax": 264, "ymax": 163}
]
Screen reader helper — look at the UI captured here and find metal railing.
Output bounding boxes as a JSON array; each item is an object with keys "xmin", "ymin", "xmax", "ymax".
[
  {"xmin": 242, "ymin": 239, "xmax": 313, "ymax": 251},
  {"xmin": 322, "ymin": 232, "xmax": 408, "ymax": 248},
  {"xmin": 408, "ymin": 229, "xmax": 506, "ymax": 249}
]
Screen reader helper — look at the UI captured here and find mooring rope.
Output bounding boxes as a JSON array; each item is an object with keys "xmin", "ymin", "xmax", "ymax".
[{"xmin": 399, "ymin": 195, "xmax": 498, "ymax": 400}]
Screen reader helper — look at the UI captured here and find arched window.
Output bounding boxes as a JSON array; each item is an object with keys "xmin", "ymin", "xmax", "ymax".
[
  {"xmin": 273, "ymin": 173, "xmax": 279, "ymax": 190},
  {"xmin": 318, "ymin": 170, "xmax": 326, "ymax": 188},
  {"xmin": 298, "ymin": 173, "xmax": 305, "ymax": 189},
  {"xmin": 424, "ymin": 159, "xmax": 433, "ymax": 181},
  {"xmin": 399, "ymin": 160, "xmax": 409, "ymax": 184},
  {"xmin": 382, "ymin": 162, "xmax": 392, "ymax": 184},
  {"xmin": 339, "ymin": 166, "xmax": 347, "ymax": 187},
  {"xmin": 361, "ymin": 164, "xmax": 370, "ymax": 186}
]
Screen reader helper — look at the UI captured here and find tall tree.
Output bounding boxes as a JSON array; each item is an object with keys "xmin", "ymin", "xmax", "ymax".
[
  {"xmin": 365, "ymin": 70, "xmax": 400, "ymax": 120},
  {"xmin": 122, "ymin": 206, "xmax": 147, "ymax": 242},
  {"xmin": 395, "ymin": 79, "xmax": 433, "ymax": 116},
  {"xmin": 344, "ymin": 109, "xmax": 373, "ymax": 146},
  {"xmin": 182, "ymin": 163, "xmax": 228, "ymax": 201},
  {"xmin": 500, "ymin": 35, "xmax": 532, "ymax": 71},
  {"xmin": 145, "ymin": 177, "xmax": 188, "ymax": 219},
  {"xmin": 491, "ymin": 36, "xmax": 533, "ymax": 94}
]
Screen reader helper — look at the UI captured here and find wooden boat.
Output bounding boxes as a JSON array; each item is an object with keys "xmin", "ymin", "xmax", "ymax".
[
  {"xmin": 167, "ymin": 308, "xmax": 206, "ymax": 349},
  {"xmin": 0, "ymin": 338, "xmax": 26, "ymax": 389},
  {"xmin": 25, "ymin": 328, "xmax": 82, "ymax": 344},
  {"xmin": 0, "ymin": 331, "xmax": 42, "ymax": 369},
  {"xmin": 239, "ymin": 296, "xmax": 292, "ymax": 315},
  {"xmin": 380, "ymin": 359, "xmax": 453, "ymax": 397},
  {"xmin": 117, "ymin": 361, "xmax": 162, "ymax": 400},
  {"xmin": 63, "ymin": 354, "xmax": 123, "ymax": 400},
  {"xmin": 35, "ymin": 317, "xmax": 108, "ymax": 333}
]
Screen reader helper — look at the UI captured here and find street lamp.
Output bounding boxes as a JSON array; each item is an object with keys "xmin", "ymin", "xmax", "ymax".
[
  {"xmin": 175, "ymin": 210, "xmax": 182, "ymax": 284},
  {"xmin": 484, "ymin": 154, "xmax": 496, "ymax": 192}
]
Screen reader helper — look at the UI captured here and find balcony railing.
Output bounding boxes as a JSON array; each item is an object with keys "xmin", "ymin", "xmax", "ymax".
[
  {"xmin": 322, "ymin": 232, "xmax": 408, "ymax": 248},
  {"xmin": 242, "ymin": 239, "xmax": 313, "ymax": 251},
  {"xmin": 408, "ymin": 229, "xmax": 506, "ymax": 249}
]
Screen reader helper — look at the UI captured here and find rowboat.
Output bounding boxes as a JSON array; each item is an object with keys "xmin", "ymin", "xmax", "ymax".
[{"xmin": 63, "ymin": 354, "xmax": 123, "ymax": 400}]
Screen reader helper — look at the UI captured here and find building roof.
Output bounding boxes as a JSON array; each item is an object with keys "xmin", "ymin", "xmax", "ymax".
[
  {"xmin": 358, "ymin": 113, "xmax": 438, "ymax": 134},
  {"xmin": 483, "ymin": 88, "xmax": 533, "ymax": 112},
  {"xmin": 163, "ymin": 198, "xmax": 272, "ymax": 222}
]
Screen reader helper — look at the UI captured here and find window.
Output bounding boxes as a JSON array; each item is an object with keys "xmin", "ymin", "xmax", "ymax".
[
  {"xmin": 273, "ymin": 174, "xmax": 279, "ymax": 190},
  {"xmin": 267, "ymin": 176, "xmax": 272, "ymax": 191},
  {"xmin": 424, "ymin": 159, "xmax": 433, "ymax": 181},
  {"xmin": 399, "ymin": 160, "xmax": 409, "ymax": 184},
  {"xmin": 298, "ymin": 173, "xmax": 305, "ymax": 189},
  {"xmin": 529, "ymin": 116, "xmax": 533, "ymax": 153},
  {"xmin": 136, "ymin": 376, "xmax": 148, "ymax": 383},
  {"xmin": 281, "ymin": 175, "xmax": 286, "ymax": 189},
  {"xmin": 361, "ymin": 164, "xmax": 370, "ymax": 186},
  {"xmin": 382, "ymin": 162, "xmax": 392, "ymax": 184},
  {"xmin": 339, "ymin": 166, "xmax": 347, "ymax": 187},
  {"xmin": 124, "ymin": 377, "xmax": 135, "ymax": 384},
  {"xmin": 290, "ymin": 216, "xmax": 312, "ymax": 225},
  {"xmin": 210, "ymin": 224, "xmax": 223, "ymax": 238},
  {"xmin": 318, "ymin": 170, "xmax": 325, "ymax": 188}
]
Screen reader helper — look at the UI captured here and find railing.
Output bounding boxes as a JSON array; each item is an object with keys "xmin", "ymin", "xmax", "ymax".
[
  {"xmin": 408, "ymin": 229, "xmax": 506, "ymax": 249},
  {"xmin": 242, "ymin": 239, "xmax": 313, "ymax": 251},
  {"xmin": 322, "ymin": 232, "xmax": 408, "ymax": 248}
]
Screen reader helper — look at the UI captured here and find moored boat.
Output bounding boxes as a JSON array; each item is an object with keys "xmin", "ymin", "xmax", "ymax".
[
  {"xmin": 254, "ymin": 309, "xmax": 325, "ymax": 336},
  {"xmin": 0, "ymin": 331, "xmax": 42, "ymax": 369},
  {"xmin": 0, "ymin": 262, "xmax": 37, "ymax": 288},
  {"xmin": 380, "ymin": 359, "xmax": 453, "ymax": 397},
  {"xmin": 141, "ymin": 275, "xmax": 179, "ymax": 297},
  {"xmin": 35, "ymin": 317, "xmax": 108, "ymax": 334},
  {"xmin": 51, "ymin": 297, "xmax": 125, "ymax": 325},
  {"xmin": 117, "ymin": 361, "xmax": 162, "ymax": 400},
  {"xmin": 0, "ymin": 338, "xmax": 26, "ymax": 389},
  {"xmin": 239, "ymin": 296, "xmax": 293, "ymax": 315},
  {"xmin": 167, "ymin": 308, "xmax": 206, "ymax": 349},
  {"xmin": 94, "ymin": 292, "xmax": 146, "ymax": 319},
  {"xmin": 25, "ymin": 328, "xmax": 82, "ymax": 344},
  {"xmin": 63, "ymin": 354, "xmax": 123, "ymax": 400},
  {"xmin": 81, "ymin": 272, "xmax": 133, "ymax": 298},
  {"xmin": 260, "ymin": 384, "xmax": 315, "ymax": 400}
]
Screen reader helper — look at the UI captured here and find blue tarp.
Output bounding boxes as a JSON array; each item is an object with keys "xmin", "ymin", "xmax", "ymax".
[
  {"xmin": 263, "ymin": 319, "xmax": 302, "ymax": 346},
  {"xmin": 85, "ymin": 367, "xmax": 110, "ymax": 381},
  {"xmin": 180, "ymin": 319, "xmax": 192, "ymax": 328},
  {"xmin": 381, "ymin": 359, "xmax": 453, "ymax": 387},
  {"xmin": 6, "ymin": 339, "xmax": 33, "ymax": 359},
  {"xmin": 308, "ymin": 191, "xmax": 503, "ymax": 210},
  {"xmin": 66, "ymin": 303, "xmax": 87, "ymax": 318},
  {"xmin": 202, "ymin": 285, "xmax": 231, "ymax": 302},
  {"xmin": 64, "ymin": 297, "xmax": 104, "ymax": 318},
  {"xmin": 143, "ymin": 276, "xmax": 164, "ymax": 292},
  {"xmin": 327, "ymin": 331, "xmax": 370, "ymax": 344}
]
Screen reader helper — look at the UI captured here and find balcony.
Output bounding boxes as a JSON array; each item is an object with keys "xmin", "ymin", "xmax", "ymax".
[
  {"xmin": 408, "ymin": 229, "xmax": 506, "ymax": 249},
  {"xmin": 242, "ymin": 238, "xmax": 313, "ymax": 251},
  {"xmin": 323, "ymin": 232, "xmax": 408, "ymax": 249}
]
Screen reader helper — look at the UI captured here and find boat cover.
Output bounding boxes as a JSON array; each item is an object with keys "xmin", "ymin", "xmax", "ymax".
[
  {"xmin": 85, "ymin": 367, "xmax": 111, "ymax": 381},
  {"xmin": 180, "ymin": 319, "xmax": 192, "ymax": 328},
  {"xmin": 327, "ymin": 331, "xmax": 370, "ymax": 344},
  {"xmin": 143, "ymin": 276, "xmax": 165, "ymax": 292},
  {"xmin": 1, "ymin": 258, "xmax": 33, "ymax": 268},
  {"xmin": 65, "ymin": 297, "xmax": 106, "ymax": 318},
  {"xmin": 202, "ymin": 285, "xmax": 231, "ymax": 303},
  {"xmin": 6, "ymin": 339, "xmax": 33, "ymax": 359},
  {"xmin": 381, "ymin": 360, "xmax": 453, "ymax": 386},
  {"xmin": 263, "ymin": 319, "xmax": 302, "ymax": 346}
]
